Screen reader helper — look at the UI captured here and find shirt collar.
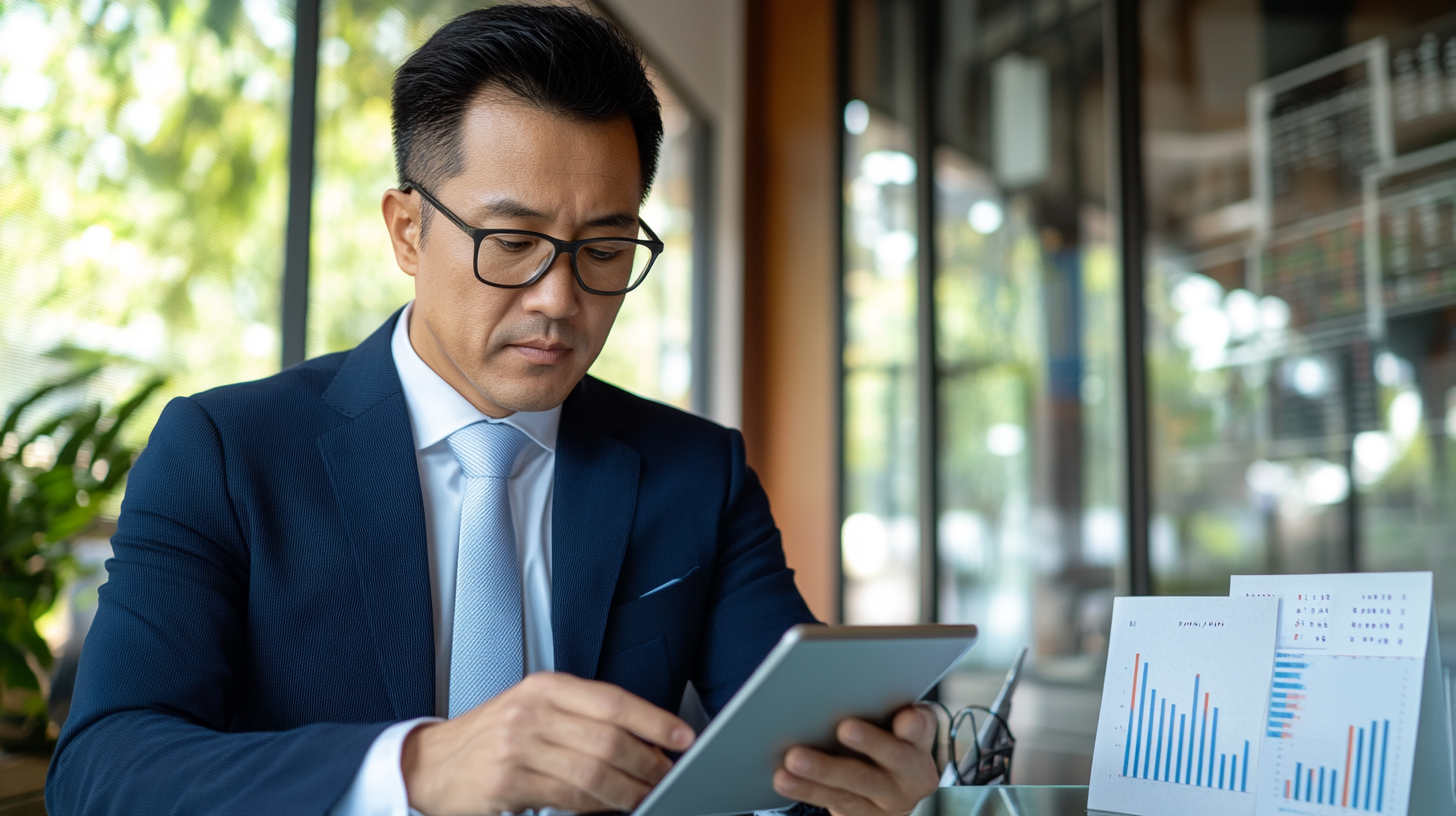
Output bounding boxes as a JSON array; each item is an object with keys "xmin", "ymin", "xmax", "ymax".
[{"xmin": 390, "ymin": 301, "xmax": 560, "ymax": 454}]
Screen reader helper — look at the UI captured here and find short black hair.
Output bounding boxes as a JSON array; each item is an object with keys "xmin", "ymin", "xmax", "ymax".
[{"xmin": 391, "ymin": 4, "xmax": 662, "ymax": 212}]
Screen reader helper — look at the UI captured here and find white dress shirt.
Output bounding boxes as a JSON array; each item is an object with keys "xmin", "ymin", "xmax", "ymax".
[{"xmin": 331, "ymin": 301, "xmax": 561, "ymax": 816}]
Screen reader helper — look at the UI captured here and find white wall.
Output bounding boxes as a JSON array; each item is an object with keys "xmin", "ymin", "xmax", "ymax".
[{"xmin": 598, "ymin": 0, "xmax": 745, "ymax": 428}]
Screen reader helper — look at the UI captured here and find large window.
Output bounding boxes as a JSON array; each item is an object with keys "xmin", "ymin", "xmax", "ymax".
[
  {"xmin": 841, "ymin": 0, "xmax": 922, "ymax": 626},
  {"xmin": 838, "ymin": 0, "xmax": 1456, "ymax": 784},
  {"xmin": 932, "ymin": 0, "xmax": 1120, "ymax": 670},
  {"xmin": 839, "ymin": 1, "xmax": 1121, "ymax": 784},
  {"xmin": 0, "ymin": 0, "xmax": 709, "ymax": 456},
  {"xmin": 840, "ymin": 0, "xmax": 1122, "ymax": 672},
  {"xmin": 1141, "ymin": 2, "xmax": 1456, "ymax": 644},
  {"xmin": 0, "ymin": 0, "xmax": 295, "ymax": 444},
  {"xmin": 840, "ymin": 0, "xmax": 1456, "ymax": 658}
]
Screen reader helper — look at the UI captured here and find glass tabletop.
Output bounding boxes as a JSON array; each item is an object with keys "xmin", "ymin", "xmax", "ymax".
[{"xmin": 910, "ymin": 786, "xmax": 1118, "ymax": 816}]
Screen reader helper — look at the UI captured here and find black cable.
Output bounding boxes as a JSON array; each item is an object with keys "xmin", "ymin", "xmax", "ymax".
[{"xmin": 928, "ymin": 703, "xmax": 1018, "ymax": 786}]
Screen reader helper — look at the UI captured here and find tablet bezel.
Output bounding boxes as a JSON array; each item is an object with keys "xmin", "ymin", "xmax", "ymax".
[{"xmin": 632, "ymin": 623, "xmax": 978, "ymax": 816}]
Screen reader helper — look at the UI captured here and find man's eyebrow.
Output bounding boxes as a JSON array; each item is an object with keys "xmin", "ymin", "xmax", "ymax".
[
  {"xmin": 584, "ymin": 212, "xmax": 640, "ymax": 230},
  {"xmin": 475, "ymin": 197, "xmax": 639, "ymax": 232},
  {"xmin": 478, "ymin": 198, "xmax": 546, "ymax": 220}
]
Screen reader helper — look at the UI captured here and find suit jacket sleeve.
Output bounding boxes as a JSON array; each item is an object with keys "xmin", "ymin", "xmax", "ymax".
[
  {"xmin": 692, "ymin": 429, "xmax": 821, "ymax": 715},
  {"xmin": 45, "ymin": 397, "xmax": 390, "ymax": 816}
]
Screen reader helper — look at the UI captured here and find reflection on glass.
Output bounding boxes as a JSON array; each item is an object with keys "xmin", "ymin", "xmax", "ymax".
[
  {"xmin": 0, "ymin": 0, "xmax": 293, "ymax": 446},
  {"xmin": 1143, "ymin": 1, "xmax": 1456, "ymax": 639},
  {"xmin": 932, "ymin": 0, "xmax": 1120, "ymax": 669},
  {"xmin": 932, "ymin": 785, "xmax": 1089, "ymax": 816},
  {"xmin": 934, "ymin": 149, "xmax": 1043, "ymax": 663},
  {"xmin": 841, "ymin": 0, "xmax": 920, "ymax": 624},
  {"xmin": 309, "ymin": 1, "xmax": 696, "ymax": 407}
]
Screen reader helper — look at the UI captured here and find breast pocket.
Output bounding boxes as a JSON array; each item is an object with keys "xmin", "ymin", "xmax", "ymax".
[{"xmin": 596, "ymin": 569, "xmax": 704, "ymax": 710}]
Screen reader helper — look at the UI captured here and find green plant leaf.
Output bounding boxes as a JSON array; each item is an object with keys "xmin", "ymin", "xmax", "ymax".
[
  {"xmin": 0, "ymin": 640, "xmax": 40, "ymax": 693},
  {"xmin": 16, "ymin": 409, "xmax": 84, "ymax": 457},
  {"xmin": 90, "ymin": 376, "xmax": 167, "ymax": 460},
  {"xmin": 0, "ymin": 366, "xmax": 98, "ymax": 442},
  {"xmin": 54, "ymin": 405, "xmax": 103, "ymax": 470},
  {"xmin": 45, "ymin": 504, "xmax": 100, "ymax": 545},
  {"xmin": 14, "ymin": 620, "xmax": 52, "ymax": 672},
  {"xmin": 0, "ymin": 365, "xmax": 164, "ymax": 721}
]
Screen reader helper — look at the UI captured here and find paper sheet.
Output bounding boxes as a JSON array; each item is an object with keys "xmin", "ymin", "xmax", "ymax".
[
  {"xmin": 1230, "ymin": 572, "xmax": 1434, "ymax": 816},
  {"xmin": 1088, "ymin": 596, "xmax": 1280, "ymax": 816}
]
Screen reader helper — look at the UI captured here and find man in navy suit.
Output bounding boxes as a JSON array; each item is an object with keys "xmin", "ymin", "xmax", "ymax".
[{"xmin": 46, "ymin": 6, "xmax": 939, "ymax": 815}]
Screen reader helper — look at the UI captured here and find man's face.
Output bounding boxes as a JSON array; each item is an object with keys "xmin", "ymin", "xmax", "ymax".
[{"xmin": 382, "ymin": 91, "xmax": 642, "ymax": 417}]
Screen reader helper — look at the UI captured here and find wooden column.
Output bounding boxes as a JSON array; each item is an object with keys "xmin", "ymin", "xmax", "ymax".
[{"xmin": 742, "ymin": 0, "xmax": 840, "ymax": 622}]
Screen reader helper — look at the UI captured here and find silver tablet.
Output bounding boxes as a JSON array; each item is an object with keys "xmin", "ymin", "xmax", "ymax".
[{"xmin": 632, "ymin": 624, "xmax": 979, "ymax": 816}]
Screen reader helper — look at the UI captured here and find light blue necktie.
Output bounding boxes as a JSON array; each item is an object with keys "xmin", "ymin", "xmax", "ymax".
[{"xmin": 446, "ymin": 420, "xmax": 530, "ymax": 718}]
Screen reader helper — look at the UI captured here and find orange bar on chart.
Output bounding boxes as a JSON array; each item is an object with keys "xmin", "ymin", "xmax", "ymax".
[
  {"xmin": 1342, "ymin": 725, "xmax": 1354, "ymax": 807},
  {"xmin": 1131, "ymin": 653, "xmax": 1140, "ymax": 708}
]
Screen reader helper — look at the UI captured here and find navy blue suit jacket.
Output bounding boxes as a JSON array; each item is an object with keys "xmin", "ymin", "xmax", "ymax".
[{"xmin": 47, "ymin": 312, "xmax": 817, "ymax": 815}]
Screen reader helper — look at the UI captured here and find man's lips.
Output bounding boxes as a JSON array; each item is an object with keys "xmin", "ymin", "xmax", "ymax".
[{"xmin": 509, "ymin": 342, "xmax": 572, "ymax": 365}]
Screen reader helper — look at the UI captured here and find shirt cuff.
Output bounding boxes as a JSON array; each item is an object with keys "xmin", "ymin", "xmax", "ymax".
[{"xmin": 330, "ymin": 717, "xmax": 443, "ymax": 816}]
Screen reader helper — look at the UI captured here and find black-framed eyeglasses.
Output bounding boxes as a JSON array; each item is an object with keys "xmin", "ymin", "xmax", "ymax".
[{"xmin": 400, "ymin": 180, "xmax": 664, "ymax": 296}]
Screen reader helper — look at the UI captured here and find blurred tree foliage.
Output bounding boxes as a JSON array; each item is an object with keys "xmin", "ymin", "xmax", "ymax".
[{"xmin": 0, "ymin": 0, "xmax": 294, "ymax": 441}]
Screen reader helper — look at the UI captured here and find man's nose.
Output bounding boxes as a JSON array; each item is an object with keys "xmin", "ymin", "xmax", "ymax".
[{"xmin": 519, "ymin": 250, "xmax": 581, "ymax": 319}]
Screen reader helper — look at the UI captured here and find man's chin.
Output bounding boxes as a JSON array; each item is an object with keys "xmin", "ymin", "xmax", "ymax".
[{"xmin": 473, "ymin": 371, "xmax": 582, "ymax": 414}]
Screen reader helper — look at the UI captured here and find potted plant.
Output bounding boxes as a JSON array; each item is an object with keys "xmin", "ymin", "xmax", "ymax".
[{"xmin": 0, "ymin": 365, "xmax": 164, "ymax": 754}]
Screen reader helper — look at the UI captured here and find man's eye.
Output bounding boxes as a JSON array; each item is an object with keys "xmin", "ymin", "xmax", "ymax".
[
  {"xmin": 585, "ymin": 247, "xmax": 620, "ymax": 261},
  {"xmin": 493, "ymin": 237, "xmax": 533, "ymax": 251}
]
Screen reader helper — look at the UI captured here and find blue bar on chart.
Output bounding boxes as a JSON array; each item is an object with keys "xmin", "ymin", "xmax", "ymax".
[
  {"xmin": 1119, "ymin": 654, "xmax": 1251, "ymax": 792},
  {"xmin": 1267, "ymin": 653, "xmax": 1307, "ymax": 739},
  {"xmin": 1281, "ymin": 719, "xmax": 1392, "ymax": 812}
]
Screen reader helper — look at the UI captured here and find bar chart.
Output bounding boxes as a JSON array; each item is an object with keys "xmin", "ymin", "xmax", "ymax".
[
  {"xmin": 1266, "ymin": 654, "xmax": 1394, "ymax": 811},
  {"xmin": 1090, "ymin": 596, "xmax": 1279, "ymax": 816},
  {"xmin": 1252, "ymin": 652, "xmax": 1418, "ymax": 816},
  {"xmin": 1276, "ymin": 719, "xmax": 1391, "ymax": 811},
  {"xmin": 1120, "ymin": 654, "xmax": 1254, "ymax": 794},
  {"xmin": 1231, "ymin": 573, "xmax": 1432, "ymax": 816}
]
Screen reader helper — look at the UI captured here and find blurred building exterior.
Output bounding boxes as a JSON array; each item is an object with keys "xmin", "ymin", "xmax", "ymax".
[{"xmin": 3, "ymin": 0, "xmax": 1455, "ymax": 787}]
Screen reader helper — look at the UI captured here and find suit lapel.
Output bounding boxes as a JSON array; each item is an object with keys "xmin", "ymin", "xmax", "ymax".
[
  {"xmin": 316, "ymin": 312, "xmax": 434, "ymax": 719},
  {"xmin": 552, "ymin": 379, "xmax": 641, "ymax": 680}
]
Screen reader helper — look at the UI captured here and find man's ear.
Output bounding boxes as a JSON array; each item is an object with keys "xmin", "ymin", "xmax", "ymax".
[{"xmin": 382, "ymin": 188, "xmax": 422, "ymax": 278}]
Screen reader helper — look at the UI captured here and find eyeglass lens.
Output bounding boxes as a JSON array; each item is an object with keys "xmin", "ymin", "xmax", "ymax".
[{"xmin": 477, "ymin": 234, "xmax": 655, "ymax": 292}]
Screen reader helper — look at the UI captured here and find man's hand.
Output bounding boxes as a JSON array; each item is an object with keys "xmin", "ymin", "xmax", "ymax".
[
  {"xmin": 401, "ymin": 672, "xmax": 696, "ymax": 816},
  {"xmin": 773, "ymin": 705, "xmax": 939, "ymax": 816}
]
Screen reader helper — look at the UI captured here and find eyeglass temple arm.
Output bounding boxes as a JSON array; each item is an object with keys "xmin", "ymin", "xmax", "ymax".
[
  {"xmin": 638, "ymin": 218, "xmax": 664, "ymax": 248},
  {"xmin": 399, "ymin": 181, "xmax": 477, "ymax": 236}
]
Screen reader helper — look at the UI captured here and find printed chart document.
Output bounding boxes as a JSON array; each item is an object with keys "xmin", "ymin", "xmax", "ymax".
[
  {"xmin": 1230, "ymin": 572, "xmax": 1437, "ymax": 816},
  {"xmin": 1089, "ymin": 596, "xmax": 1280, "ymax": 816}
]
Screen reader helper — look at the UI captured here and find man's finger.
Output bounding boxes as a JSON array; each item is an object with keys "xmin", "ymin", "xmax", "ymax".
[
  {"xmin": 543, "ymin": 673, "xmax": 696, "ymax": 750},
  {"xmin": 782, "ymin": 745, "xmax": 895, "ymax": 805},
  {"xmin": 543, "ymin": 709, "xmax": 675, "ymax": 784},
  {"xmin": 528, "ymin": 742, "xmax": 655, "ymax": 811},
  {"xmin": 773, "ymin": 768, "xmax": 881, "ymax": 816},
  {"xmin": 892, "ymin": 705, "xmax": 938, "ymax": 752},
  {"xmin": 837, "ymin": 717, "xmax": 926, "ymax": 775}
]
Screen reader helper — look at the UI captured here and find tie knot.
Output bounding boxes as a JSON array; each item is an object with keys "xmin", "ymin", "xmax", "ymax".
[{"xmin": 448, "ymin": 421, "xmax": 530, "ymax": 479}]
